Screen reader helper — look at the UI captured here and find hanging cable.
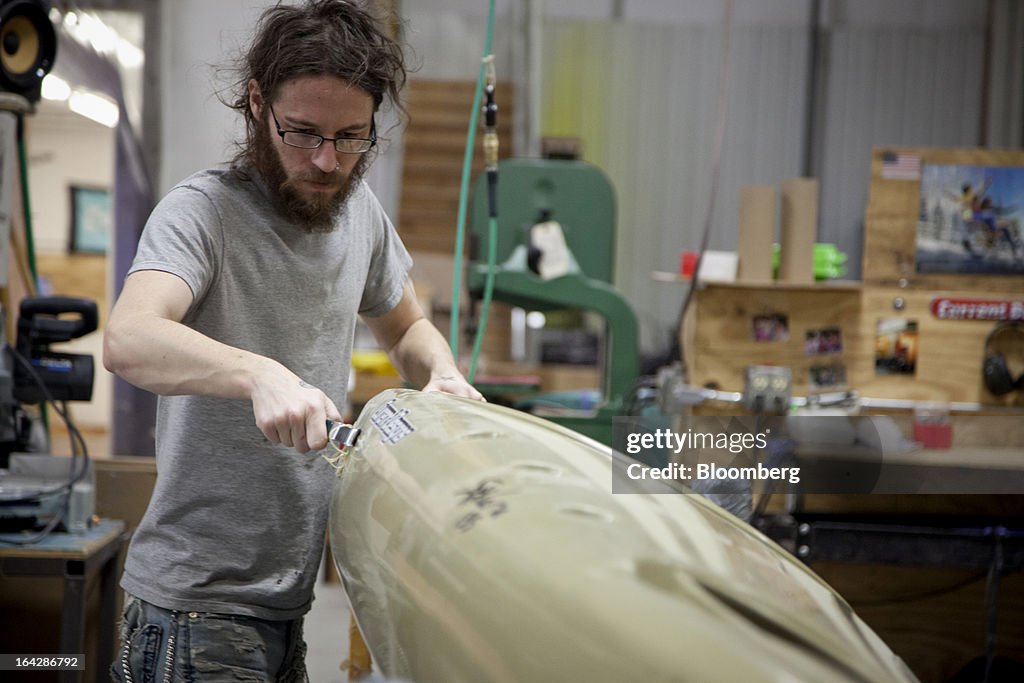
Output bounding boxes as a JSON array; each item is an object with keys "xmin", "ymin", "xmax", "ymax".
[
  {"xmin": 468, "ymin": 55, "xmax": 499, "ymax": 383},
  {"xmin": 449, "ymin": 0, "xmax": 497, "ymax": 361},
  {"xmin": 666, "ymin": 0, "xmax": 735, "ymax": 376},
  {"xmin": 0, "ymin": 348, "xmax": 91, "ymax": 547}
]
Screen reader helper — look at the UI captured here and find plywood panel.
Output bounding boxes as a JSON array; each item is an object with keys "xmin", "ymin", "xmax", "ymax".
[
  {"xmin": 861, "ymin": 216, "xmax": 918, "ymax": 282},
  {"xmin": 855, "ymin": 287, "xmax": 1023, "ymax": 406},
  {"xmin": 689, "ymin": 283, "xmax": 863, "ymax": 394},
  {"xmin": 863, "ymin": 146, "xmax": 1024, "ymax": 290},
  {"xmin": 686, "ymin": 282, "xmax": 1023, "ymax": 406}
]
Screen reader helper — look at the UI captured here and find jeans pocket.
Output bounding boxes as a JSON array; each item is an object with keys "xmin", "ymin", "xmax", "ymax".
[
  {"xmin": 187, "ymin": 615, "xmax": 273, "ymax": 682},
  {"xmin": 111, "ymin": 622, "xmax": 163, "ymax": 683},
  {"xmin": 278, "ymin": 634, "xmax": 308, "ymax": 683},
  {"xmin": 115, "ymin": 594, "xmax": 140, "ymax": 645}
]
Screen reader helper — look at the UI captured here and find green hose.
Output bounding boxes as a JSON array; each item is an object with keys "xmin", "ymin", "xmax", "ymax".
[
  {"xmin": 450, "ymin": 0, "xmax": 497, "ymax": 362},
  {"xmin": 17, "ymin": 117, "xmax": 47, "ymax": 434},
  {"xmin": 17, "ymin": 126, "xmax": 38, "ymax": 286},
  {"xmin": 468, "ymin": 214, "xmax": 496, "ymax": 383}
]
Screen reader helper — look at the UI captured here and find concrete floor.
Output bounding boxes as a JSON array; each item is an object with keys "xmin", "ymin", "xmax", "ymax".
[{"xmin": 306, "ymin": 578, "xmax": 353, "ymax": 682}]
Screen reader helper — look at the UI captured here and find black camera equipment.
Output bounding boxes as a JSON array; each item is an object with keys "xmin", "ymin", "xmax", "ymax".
[
  {"xmin": 0, "ymin": 296, "xmax": 97, "ymax": 463},
  {"xmin": 13, "ymin": 295, "xmax": 98, "ymax": 402}
]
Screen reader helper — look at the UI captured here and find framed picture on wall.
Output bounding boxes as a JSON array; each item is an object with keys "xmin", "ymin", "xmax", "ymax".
[{"xmin": 70, "ymin": 185, "xmax": 111, "ymax": 254}]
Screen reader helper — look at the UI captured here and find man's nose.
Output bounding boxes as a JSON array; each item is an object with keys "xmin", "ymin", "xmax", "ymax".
[{"xmin": 312, "ymin": 143, "xmax": 338, "ymax": 173}]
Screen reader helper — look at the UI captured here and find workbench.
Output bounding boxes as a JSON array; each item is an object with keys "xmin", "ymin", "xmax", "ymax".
[{"xmin": 0, "ymin": 519, "xmax": 127, "ymax": 682}]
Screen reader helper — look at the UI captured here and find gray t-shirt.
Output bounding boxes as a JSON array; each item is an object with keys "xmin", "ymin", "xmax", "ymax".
[{"xmin": 120, "ymin": 164, "xmax": 411, "ymax": 620}]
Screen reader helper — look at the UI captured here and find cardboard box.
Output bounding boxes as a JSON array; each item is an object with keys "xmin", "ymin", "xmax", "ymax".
[
  {"xmin": 737, "ymin": 185, "xmax": 776, "ymax": 282},
  {"xmin": 779, "ymin": 178, "xmax": 818, "ymax": 284}
]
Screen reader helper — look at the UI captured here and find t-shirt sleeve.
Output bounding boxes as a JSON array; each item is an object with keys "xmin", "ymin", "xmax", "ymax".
[
  {"xmin": 358, "ymin": 192, "xmax": 413, "ymax": 317},
  {"xmin": 128, "ymin": 185, "xmax": 223, "ymax": 309}
]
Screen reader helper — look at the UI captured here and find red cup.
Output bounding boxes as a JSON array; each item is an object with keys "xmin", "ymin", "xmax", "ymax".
[
  {"xmin": 680, "ymin": 251, "xmax": 699, "ymax": 278},
  {"xmin": 913, "ymin": 403, "xmax": 952, "ymax": 449},
  {"xmin": 912, "ymin": 422, "xmax": 952, "ymax": 449}
]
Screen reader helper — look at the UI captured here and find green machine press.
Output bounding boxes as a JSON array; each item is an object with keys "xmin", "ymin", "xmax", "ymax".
[{"xmin": 467, "ymin": 159, "xmax": 640, "ymax": 446}]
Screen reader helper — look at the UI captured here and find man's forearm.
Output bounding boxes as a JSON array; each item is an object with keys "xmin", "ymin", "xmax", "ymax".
[
  {"xmin": 105, "ymin": 312, "xmax": 342, "ymax": 452},
  {"xmin": 363, "ymin": 281, "xmax": 482, "ymax": 400},
  {"xmin": 387, "ymin": 318, "xmax": 462, "ymax": 388},
  {"xmin": 104, "ymin": 314, "xmax": 279, "ymax": 399}
]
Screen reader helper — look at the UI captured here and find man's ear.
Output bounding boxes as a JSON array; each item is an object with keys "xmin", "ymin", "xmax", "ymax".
[{"xmin": 248, "ymin": 79, "xmax": 264, "ymax": 119}]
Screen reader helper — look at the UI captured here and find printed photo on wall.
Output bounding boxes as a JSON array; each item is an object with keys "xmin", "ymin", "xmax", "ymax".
[
  {"xmin": 70, "ymin": 186, "xmax": 112, "ymax": 254},
  {"xmin": 805, "ymin": 327, "xmax": 843, "ymax": 356},
  {"xmin": 875, "ymin": 319, "xmax": 918, "ymax": 376},
  {"xmin": 752, "ymin": 314, "xmax": 789, "ymax": 342},
  {"xmin": 916, "ymin": 164, "xmax": 1024, "ymax": 274},
  {"xmin": 809, "ymin": 362, "xmax": 847, "ymax": 390}
]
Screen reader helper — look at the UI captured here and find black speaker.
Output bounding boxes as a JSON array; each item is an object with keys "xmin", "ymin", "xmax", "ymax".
[
  {"xmin": 982, "ymin": 322, "xmax": 1024, "ymax": 396},
  {"xmin": 0, "ymin": 0, "xmax": 56, "ymax": 102}
]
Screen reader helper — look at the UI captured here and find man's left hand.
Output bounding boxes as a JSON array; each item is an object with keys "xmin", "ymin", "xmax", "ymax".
[{"xmin": 423, "ymin": 374, "xmax": 485, "ymax": 401}]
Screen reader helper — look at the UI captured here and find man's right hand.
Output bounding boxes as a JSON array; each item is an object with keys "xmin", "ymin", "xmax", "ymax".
[{"xmin": 250, "ymin": 366, "xmax": 343, "ymax": 454}]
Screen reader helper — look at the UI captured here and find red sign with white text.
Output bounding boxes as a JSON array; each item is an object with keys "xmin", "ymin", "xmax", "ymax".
[{"xmin": 930, "ymin": 297, "xmax": 1024, "ymax": 321}]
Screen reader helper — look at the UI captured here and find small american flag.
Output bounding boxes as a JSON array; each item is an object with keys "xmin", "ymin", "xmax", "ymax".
[{"xmin": 880, "ymin": 150, "xmax": 921, "ymax": 180}]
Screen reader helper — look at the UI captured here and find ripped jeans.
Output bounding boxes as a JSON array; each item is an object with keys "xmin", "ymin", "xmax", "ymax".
[{"xmin": 110, "ymin": 593, "xmax": 308, "ymax": 682}]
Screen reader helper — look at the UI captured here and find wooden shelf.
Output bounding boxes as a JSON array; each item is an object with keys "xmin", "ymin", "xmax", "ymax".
[{"xmin": 652, "ymin": 271, "xmax": 863, "ymax": 291}]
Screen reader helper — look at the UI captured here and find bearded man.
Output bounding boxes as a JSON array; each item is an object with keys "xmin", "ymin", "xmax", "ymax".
[{"xmin": 103, "ymin": 2, "xmax": 480, "ymax": 680}]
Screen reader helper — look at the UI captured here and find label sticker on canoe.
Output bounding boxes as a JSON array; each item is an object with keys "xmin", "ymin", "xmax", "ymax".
[{"xmin": 371, "ymin": 399, "xmax": 416, "ymax": 444}]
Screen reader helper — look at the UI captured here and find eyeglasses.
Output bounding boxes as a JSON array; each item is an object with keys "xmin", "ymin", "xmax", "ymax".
[{"xmin": 269, "ymin": 106, "xmax": 376, "ymax": 154}]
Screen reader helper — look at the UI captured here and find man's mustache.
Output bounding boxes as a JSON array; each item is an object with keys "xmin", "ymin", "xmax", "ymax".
[{"xmin": 294, "ymin": 168, "xmax": 344, "ymax": 184}]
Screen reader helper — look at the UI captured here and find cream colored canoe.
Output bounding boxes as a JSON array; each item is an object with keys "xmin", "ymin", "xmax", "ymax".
[{"xmin": 329, "ymin": 389, "xmax": 917, "ymax": 683}]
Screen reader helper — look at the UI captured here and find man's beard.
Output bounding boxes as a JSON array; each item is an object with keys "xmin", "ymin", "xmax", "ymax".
[{"xmin": 250, "ymin": 123, "xmax": 369, "ymax": 233}]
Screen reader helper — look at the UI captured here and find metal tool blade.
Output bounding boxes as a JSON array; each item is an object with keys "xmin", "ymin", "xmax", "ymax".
[{"xmin": 326, "ymin": 420, "xmax": 361, "ymax": 451}]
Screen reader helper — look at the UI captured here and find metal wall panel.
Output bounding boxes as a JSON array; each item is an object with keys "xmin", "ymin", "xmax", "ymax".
[
  {"xmin": 541, "ymin": 12, "xmax": 990, "ymax": 352},
  {"xmin": 402, "ymin": 1, "xmax": 993, "ymax": 356},
  {"xmin": 542, "ymin": 21, "xmax": 809, "ymax": 352},
  {"xmin": 817, "ymin": 27, "xmax": 985, "ymax": 278}
]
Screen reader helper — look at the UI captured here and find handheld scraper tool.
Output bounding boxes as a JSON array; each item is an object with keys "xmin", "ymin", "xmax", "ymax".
[{"xmin": 326, "ymin": 420, "xmax": 361, "ymax": 453}]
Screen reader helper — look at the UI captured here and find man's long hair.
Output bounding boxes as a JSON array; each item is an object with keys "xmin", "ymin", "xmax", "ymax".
[{"xmin": 225, "ymin": 0, "xmax": 407, "ymax": 167}]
